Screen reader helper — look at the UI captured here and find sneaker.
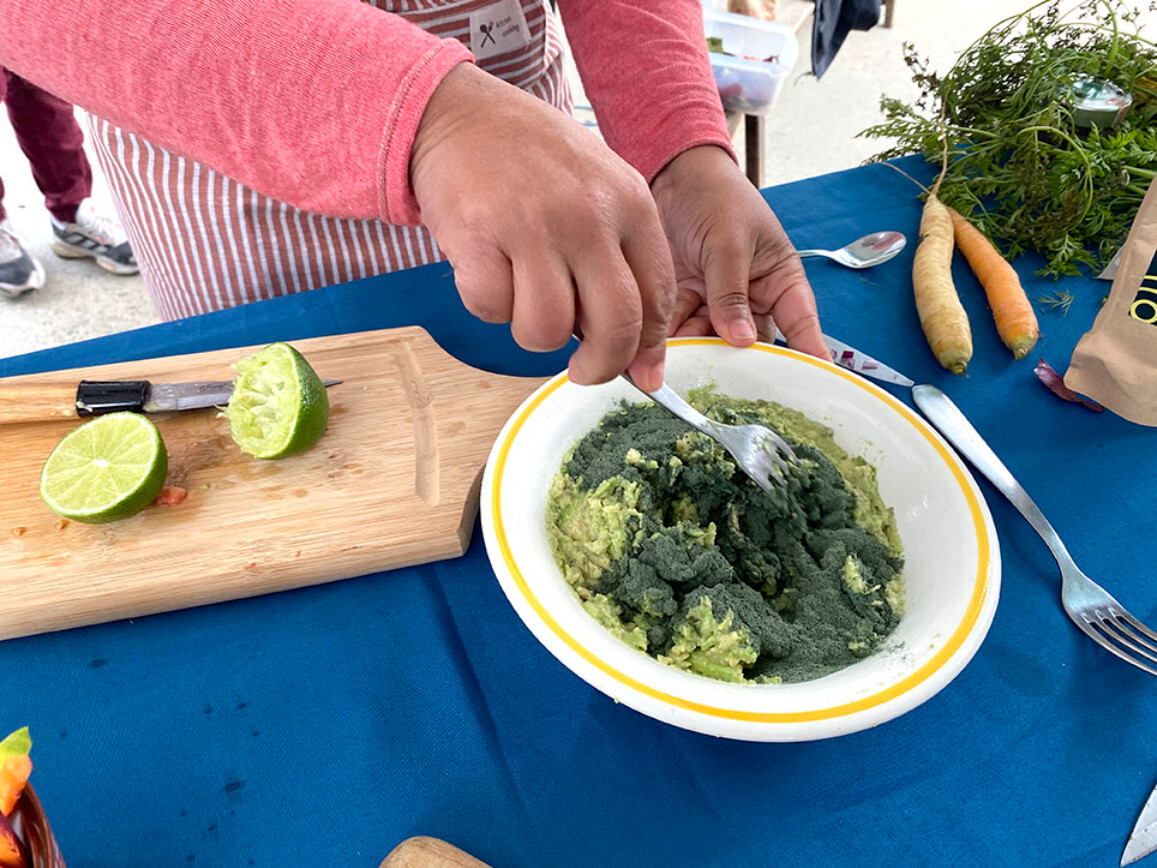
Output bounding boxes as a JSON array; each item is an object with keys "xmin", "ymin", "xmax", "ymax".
[
  {"xmin": 0, "ymin": 220, "xmax": 46, "ymax": 297},
  {"xmin": 50, "ymin": 200, "xmax": 138, "ymax": 276}
]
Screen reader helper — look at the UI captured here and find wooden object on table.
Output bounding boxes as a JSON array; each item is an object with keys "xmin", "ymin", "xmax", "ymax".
[
  {"xmin": 0, "ymin": 327, "xmax": 547, "ymax": 641},
  {"xmin": 382, "ymin": 837, "xmax": 491, "ymax": 868},
  {"xmin": 0, "ymin": 383, "xmax": 84, "ymax": 422}
]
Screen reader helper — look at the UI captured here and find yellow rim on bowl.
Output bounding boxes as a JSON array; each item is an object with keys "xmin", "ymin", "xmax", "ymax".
[{"xmin": 491, "ymin": 340, "xmax": 992, "ymax": 723}]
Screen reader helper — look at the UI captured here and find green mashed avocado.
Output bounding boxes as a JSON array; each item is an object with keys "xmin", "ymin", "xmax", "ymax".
[{"xmin": 546, "ymin": 390, "xmax": 905, "ymax": 684}]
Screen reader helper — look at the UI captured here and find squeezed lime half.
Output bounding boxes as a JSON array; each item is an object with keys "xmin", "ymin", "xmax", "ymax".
[
  {"xmin": 224, "ymin": 342, "xmax": 329, "ymax": 459},
  {"xmin": 39, "ymin": 412, "xmax": 168, "ymax": 523}
]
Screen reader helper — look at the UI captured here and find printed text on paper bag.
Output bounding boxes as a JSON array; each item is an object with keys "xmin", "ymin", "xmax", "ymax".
[{"xmin": 1129, "ymin": 250, "xmax": 1157, "ymax": 325}]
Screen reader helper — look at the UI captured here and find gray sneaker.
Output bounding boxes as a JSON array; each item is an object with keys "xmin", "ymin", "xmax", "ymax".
[
  {"xmin": 50, "ymin": 200, "xmax": 138, "ymax": 276},
  {"xmin": 0, "ymin": 220, "xmax": 46, "ymax": 297}
]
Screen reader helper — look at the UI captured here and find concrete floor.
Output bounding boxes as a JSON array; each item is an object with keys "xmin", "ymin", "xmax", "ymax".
[
  {"xmin": 0, "ymin": 0, "xmax": 1062, "ymax": 360},
  {"xmin": 0, "ymin": 115, "xmax": 157, "ymax": 359}
]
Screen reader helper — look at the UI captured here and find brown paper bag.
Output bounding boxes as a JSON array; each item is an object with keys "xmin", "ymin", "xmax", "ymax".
[{"xmin": 1065, "ymin": 180, "xmax": 1157, "ymax": 425}]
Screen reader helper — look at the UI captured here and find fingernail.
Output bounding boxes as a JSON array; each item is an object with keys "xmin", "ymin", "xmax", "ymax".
[{"xmin": 731, "ymin": 319, "xmax": 756, "ymax": 343}]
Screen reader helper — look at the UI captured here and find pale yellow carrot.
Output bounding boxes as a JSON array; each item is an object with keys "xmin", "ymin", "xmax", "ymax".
[{"xmin": 914, "ymin": 193, "xmax": 972, "ymax": 374}]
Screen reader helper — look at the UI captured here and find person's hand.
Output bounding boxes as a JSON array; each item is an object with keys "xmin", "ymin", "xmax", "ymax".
[
  {"xmin": 649, "ymin": 145, "xmax": 827, "ymax": 359},
  {"xmin": 409, "ymin": 63, "xmax": 676, "ymax": 391}
]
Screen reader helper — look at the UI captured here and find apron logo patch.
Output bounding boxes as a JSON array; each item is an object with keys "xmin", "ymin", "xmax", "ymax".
[{"xmin": 470, "ymin": 0, "xmax": 532, "ymax": 61}]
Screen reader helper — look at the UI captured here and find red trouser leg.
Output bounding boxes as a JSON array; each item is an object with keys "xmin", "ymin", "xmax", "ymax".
[{"xmin": 1, "ymin": 68, "xmax": 92, "ymax": 223}]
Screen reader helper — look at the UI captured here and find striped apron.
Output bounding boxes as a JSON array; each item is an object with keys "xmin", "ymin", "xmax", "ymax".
[{"xmin": 88, "ymin": 0, "xmax": 571, "ymax": 321}]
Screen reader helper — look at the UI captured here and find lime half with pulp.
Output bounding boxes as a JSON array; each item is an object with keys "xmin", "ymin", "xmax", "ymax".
[
  {"xmin": 224, "ymin": 342, "xmax": 329, "ymax": 459},
  {"xmin": 39, "ymin": 412, "xmax": 168, "ymax": 523}
]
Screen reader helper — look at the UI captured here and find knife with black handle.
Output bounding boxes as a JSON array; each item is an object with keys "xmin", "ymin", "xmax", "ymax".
[{"xmin": 0, "ymin": 378, "xmax": 341, "ymax": 425}]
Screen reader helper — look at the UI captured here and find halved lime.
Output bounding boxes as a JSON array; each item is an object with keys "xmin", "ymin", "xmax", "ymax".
[
  {"xmin": 224, "ymin": 342, "xmax": 329, "ymax": 459},
  {"xmin": 39, "ymin": 412, "xmax": 168, "ymax": 523}
]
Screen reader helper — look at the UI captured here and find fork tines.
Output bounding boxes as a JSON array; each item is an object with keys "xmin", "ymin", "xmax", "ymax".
[{"xmin": 1076, "ymin": 608, "xmax": 1157, "ymax": 676}]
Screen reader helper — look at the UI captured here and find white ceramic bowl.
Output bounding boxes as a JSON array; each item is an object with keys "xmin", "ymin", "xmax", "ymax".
[{"xmin": 480, "ymin": 339, "xmax": 1000, "ymax": 742}]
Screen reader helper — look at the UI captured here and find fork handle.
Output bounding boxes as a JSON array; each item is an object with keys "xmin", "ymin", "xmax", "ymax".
[
  {"xmin": 619, "ymin": 372, "xmax": 715, "ymax": 432},
  {"xmin": 574, "ymin": 328, "xmax": 715, "ymax": 433},
  {"xmin": 912, "ymin": 385, "xmax": 1075, "ymax": 570}
]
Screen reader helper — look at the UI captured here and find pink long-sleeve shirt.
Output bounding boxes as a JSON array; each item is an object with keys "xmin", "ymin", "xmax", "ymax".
[{"xmin": 0, "ymin": 0, "xmax": 734, "ymax": 317}]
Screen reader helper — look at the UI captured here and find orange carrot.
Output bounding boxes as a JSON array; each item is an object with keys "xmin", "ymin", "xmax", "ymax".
[
  {"xmin": 0, "ymin": 728, "xmax": 31, "ymax": 821},
  {"xmin": 0, "ymin": 755, "xmax": 31, "ymax": 817},
  {"xmin": 947, "ymin": 207, "xmax": 1039, "ymax": 359},
  {"xmin": 913, "ymin": 193, "xmax": 972, "ymax": 374}
]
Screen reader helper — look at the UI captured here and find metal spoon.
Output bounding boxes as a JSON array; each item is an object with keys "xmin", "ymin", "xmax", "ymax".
[{"xmin": 796, "ymin": 231, "xmax": 906, "ymax": 269}]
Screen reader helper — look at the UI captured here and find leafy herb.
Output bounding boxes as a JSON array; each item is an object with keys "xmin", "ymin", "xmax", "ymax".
[
  {"xmin": 1036, "ymin": 288, "xmax": 1076, "ymax": 314},
  {"xmin": 860, "ymin": 0, "xmax": 1157, "ymax": 277}
]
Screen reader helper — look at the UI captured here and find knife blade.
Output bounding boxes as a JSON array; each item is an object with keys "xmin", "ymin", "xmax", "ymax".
[
  {"xmin": 0, "ymin": 378, "xmax": 342, "ymax": 425},
  {"xmin": 1123, "ymin": 780, "xmax": 1157, "ymax": 866},
  {"xmin": 822, "ymin": 334, "xmax": 915, "ymax": 387},
  {"xmin": 773, "ymin": 330, "xmax": 915, "ymax": 388}
]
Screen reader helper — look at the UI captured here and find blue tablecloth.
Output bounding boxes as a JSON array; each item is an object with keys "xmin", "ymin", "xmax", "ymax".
[{"xmin": 2, "ymin": 158, "xmax": 1155, "ymax": 868}]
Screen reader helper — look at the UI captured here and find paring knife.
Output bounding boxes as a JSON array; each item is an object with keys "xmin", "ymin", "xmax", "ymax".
[
  {"xmin": 0, "ymin": 377, "xmax": 342, "ymax": 425},
  {"xmin": 1123, "ymin": 780, "xmax": 1157, "ymax": 866},
  {"xmin": 773, "ymin": 330, "xmax": 915, "ymax": 388},
  {"xmin": 822, "ymin": 334, "xmax": 915, "ymax": 387}
]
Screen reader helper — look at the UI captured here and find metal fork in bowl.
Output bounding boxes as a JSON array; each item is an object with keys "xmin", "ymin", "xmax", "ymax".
[
  {"xmin": 621, "ymin": 372, "xmax": 796, "ymax": 493},
  {"xmin": 913, "ymin": 385, "xmax": 1157, "ymax": 677}
]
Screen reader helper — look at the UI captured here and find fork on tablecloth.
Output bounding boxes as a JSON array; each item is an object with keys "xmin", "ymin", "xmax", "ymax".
[{"xmin": 914, "ymin": 384, "xmax": 1157, "ymax": 677}]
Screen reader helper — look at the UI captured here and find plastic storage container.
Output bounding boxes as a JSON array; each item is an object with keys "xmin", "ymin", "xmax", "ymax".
[{"xmin": 704, "ymin": 9, "xmax": 798, "ymax": 115}]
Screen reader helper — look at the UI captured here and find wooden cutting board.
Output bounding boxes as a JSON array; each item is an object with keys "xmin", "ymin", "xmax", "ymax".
[{"xmin": 0, "ymin": 327, "xmax": 547, "ymax": 640}]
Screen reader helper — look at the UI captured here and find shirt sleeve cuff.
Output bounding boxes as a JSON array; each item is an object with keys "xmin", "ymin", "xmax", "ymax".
[
  {"xmin": 377, "ymin": 41, "xmax": 475, "ymax": 226},
  {"xmin": 643, "ymin": 133, "xmax": 738, "ymax": 186}
]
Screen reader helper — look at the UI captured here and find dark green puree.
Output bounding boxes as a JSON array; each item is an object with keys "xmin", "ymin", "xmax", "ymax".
[{"xmin": 547, "ymin": 390, "xmax": 905, "ymax": 684}]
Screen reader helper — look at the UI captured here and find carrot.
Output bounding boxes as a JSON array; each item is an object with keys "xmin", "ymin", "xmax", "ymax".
[
  {"xmin": 906, "ymin": 104, "xmax": 973, "ymax": 374},
  {"xmin": 0, "ymin": 755, "xmax": 31, "ymax": 817},
  {"xmin": 0, "ymin": 728, "xmax": 31, "ymax": 819},
  {"xmin": 913, "ymin": 192, "xmax": 972, "ymax": 374},
  {"xmin": 946, "ymin": 207, "xmax": 1039, "ymax": 359}
]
